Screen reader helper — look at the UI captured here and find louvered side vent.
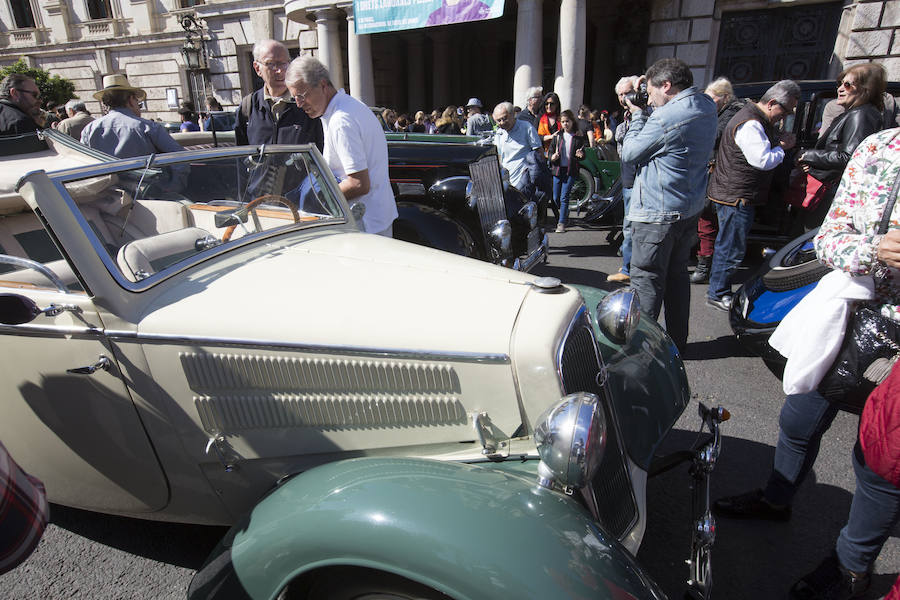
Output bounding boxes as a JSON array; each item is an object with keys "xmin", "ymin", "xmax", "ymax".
[
  {"xmin": 181, "ymin": 353, "xmax": 466, "ymax": 434},
  {"xmin": 468, "ymin": 154, "xmax": 506, "ymax": 240},
  {"xmin": 559, "ymin": 311, "xmax": 638, "ymax": 540}
]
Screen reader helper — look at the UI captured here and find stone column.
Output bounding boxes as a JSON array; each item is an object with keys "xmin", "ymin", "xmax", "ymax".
[
  {"xmin": 431, "ymin": 31, "xmax": 450, "ymax": 108},
  {"xmin": 345, "ymin": 5, "xmax": 375, "ymax": 104},
  {"xmin": 407, "ymin": 33, "xmax": 426, "ymax": 113},
  {"xmin": 554, "ymin": 0, "xmax": 585, "ymax": 111},
  {"xmin": 513, "ymin": 0, "xmax": 543, "ymax": 107},
  {"xmin": 315, "ymin": 9, "xmax": 345, "ymax": 90}
]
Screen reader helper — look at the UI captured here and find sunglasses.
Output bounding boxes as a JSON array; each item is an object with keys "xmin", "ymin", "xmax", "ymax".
[{"xmin": 838, "ymin": 80, "xmax": 857, "ymax": 90}]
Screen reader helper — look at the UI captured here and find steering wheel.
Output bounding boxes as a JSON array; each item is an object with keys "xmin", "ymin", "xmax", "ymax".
[{"xmin": 221, "ymin": 194, "xmax": 300, "ymax": 242}]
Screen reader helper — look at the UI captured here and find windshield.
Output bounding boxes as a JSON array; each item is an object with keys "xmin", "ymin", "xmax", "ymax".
[{"xmin": 56, "ymin": 148, "xmax": 346, "ymax": 285}]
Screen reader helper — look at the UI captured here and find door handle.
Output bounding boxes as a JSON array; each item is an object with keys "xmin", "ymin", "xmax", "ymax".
[{"xmin": 67, "ymin": 355, "xmax": 111, "ymax": 375}]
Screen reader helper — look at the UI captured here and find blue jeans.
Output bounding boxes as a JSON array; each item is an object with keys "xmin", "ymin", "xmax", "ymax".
[
  {"xmin": 629, "ymin": 215, "xmax": 698, "ymax": 352},
  {"xmin": 708, "ymin": 201, "xmax": 754, "ymax": 300},
  {"xmin": 836, "ymin": 442, "xmax": 900, "ymax": 573},
  {"xmin": 552, "ymin": 167, "xmax": 575, "ymax": 226},
  {"xmin": 763, "ymin": 390, "xmax": 840, "ymax": 507},
  {"xmin": 622, "ymin": 186, "xmax": 632, "ymax": 275}
]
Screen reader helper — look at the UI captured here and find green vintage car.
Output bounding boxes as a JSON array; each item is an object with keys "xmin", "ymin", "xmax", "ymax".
[{"xmin": 0, "ymin": 129, "xmax": 722, "ymax": 600}]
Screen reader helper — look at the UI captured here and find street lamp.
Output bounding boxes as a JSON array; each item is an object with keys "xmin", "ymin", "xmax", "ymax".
[{"xmin": 180, "ymin": 15, "xmax": 205, "ymax": 70}]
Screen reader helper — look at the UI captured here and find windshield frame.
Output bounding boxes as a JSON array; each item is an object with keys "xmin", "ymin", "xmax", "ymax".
[{"xmin": 35, "ymin": 144, "xmax": 350, "ymax": 293}]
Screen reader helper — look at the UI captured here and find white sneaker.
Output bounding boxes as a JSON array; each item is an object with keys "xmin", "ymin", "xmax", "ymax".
[{"xmin": 555, "ymin": 224, "xmax": 566, "ymax": 233}]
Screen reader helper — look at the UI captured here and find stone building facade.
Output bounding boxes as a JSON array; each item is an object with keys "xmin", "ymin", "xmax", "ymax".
[{"xmin": 0, "ymin": 0, "xmax": 896, "ymax": 122}]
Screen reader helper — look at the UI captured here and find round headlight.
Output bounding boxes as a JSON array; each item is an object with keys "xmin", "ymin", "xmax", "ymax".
[
  {"xmin": 533, "ymin": 392, "xmax": 606, "ymax": 491},
  {"xmin": 518, "ymin": 201, "xmax": 538, "ymax": 229},
  {"xmin": 596, "ymin": 287, "xmax": 641, "ymax": 345},
  {"xmin": 488, "ymin": 220, "xmax": 512, "ymax": 255}
]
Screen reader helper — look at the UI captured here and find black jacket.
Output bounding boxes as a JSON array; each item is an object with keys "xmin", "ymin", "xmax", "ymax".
[
  {"xmin": 0, "ymin": 100, "xmax": 46, "ymax": 155},
  {"xmin": 234, "ymin": 88, "xmax": 323, "ymax": 151},
  {"xmin": 548, "ymin": 130, "xmax": 585, "ymax": 177},
  {"xmin": 801, "ymin": 103, "xmax": 882, "ymax": 183}
]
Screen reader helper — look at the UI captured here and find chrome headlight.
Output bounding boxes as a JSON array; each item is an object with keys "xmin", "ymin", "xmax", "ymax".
[
  {"xmin": 518, "ymin": 201, "xmax": 538, "ymax": 229},
  {"xmin": 488, "ymin": 220, "xmax": 512, "ymax": 255},
  {"xmin": 534, "ymin": 392, "xmax": 606, "ymax": 492},
  {"xmin": 465, "ymin": 180, "xmax": 477, "ymax": 210},
  {"xmin": 596, "ymin": 287, "xmax": 641, "ymax": 345}
]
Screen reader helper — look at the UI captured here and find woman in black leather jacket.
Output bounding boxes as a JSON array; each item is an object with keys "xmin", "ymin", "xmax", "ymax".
[{"xmin": 798, "ymin": 63, "xmax": 887, "ymax": 228}]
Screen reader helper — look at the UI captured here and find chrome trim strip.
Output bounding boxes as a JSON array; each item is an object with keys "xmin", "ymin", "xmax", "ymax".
[
  {"xmin": 0, "ymin": 323, "xmax": 103, "ymax": 336},
  {"xmin": 105, "ymin": 330, "xmax": 510, "ymax": 364}
]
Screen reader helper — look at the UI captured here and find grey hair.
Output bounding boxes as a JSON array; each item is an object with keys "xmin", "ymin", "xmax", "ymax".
[
  {"xmin": 252, "ymin": 39, "xmax": 287, "ymax": 62},
  {"xmin": 760, "ymin": 80, "xmax": 802, "ymax": 106},
  {"xmin": 525, "ymin": 86, "xmax": 543, "ymax": 102},
  {"xmin": 285, "ymin": 55, "xmax": 332, "ymax": 88},
  {"xmin": 493, "ymin": 101, "xmax": 515, "ymax": 116},
  {"xmin": 705, "ymin": 77, "xmax": 734, "ymax": 101},
  {"xmin": 65, "ymin": 99, "xmax": 87, "ymax": 113},
  {"xmin": 614, "ymin": 76, "xmax": 636, "ymax": 94}
]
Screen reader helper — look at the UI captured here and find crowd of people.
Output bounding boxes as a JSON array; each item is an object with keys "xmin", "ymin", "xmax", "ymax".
[{"xmin": 0, "ymin": 47, "xmax": 899, "ymax": 600}]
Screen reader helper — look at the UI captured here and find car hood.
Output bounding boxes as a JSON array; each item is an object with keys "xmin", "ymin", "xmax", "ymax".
[{"xmin": 139, "ymin": 231, "xmax": 538, "ymax": 355}]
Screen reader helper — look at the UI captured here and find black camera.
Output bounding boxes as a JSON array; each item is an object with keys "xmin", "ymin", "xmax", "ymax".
[{"xmin": 625, "ymin": 81, "xmax": 649, "ymax": 109}]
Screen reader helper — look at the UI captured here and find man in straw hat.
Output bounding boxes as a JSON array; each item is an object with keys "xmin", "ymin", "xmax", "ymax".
[{"xmin": 80, "ymin": 73, "xmax": 183, "ymax": 159}]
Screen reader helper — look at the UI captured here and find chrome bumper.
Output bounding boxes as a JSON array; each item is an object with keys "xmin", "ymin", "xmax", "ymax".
[
  {"xmin": 516, "ymin": 232, "xmax": 549, "ymax": 272},
  {"xmin": 686, "ymin": 403, "xmax": 729, "ymax": 600}
]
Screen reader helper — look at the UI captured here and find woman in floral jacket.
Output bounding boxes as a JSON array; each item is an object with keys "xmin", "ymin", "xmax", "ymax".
[{"xmin": 715, "ymin": 127, "xmax": 900, "ymax": 600}]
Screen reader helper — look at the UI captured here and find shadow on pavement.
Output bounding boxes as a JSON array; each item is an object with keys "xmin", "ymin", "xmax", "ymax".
[
  {"xmin": 682, "ymin": 335, "xmax": 756, "ymax": 361},
  {"xmin": 49, "ymin": 504, "xmax": 227, "ymax": 570},
  {"xmin": 639, "ymin": 428, "xmax": 898, "ymax": 600}
]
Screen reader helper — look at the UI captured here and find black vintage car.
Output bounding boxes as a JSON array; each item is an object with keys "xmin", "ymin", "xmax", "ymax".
[
  {"xmin": 171, "ymin": 130, "xmax": 548, "ymax": 272},
  {"xmin": 385, "ymin": 133, "xmax": 547, "ymax": 271}
]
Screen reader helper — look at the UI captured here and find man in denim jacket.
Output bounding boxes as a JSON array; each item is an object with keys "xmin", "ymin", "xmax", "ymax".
[{"xmin": 620, "ymin": 58, "xmax": 717, "ymax": 352}]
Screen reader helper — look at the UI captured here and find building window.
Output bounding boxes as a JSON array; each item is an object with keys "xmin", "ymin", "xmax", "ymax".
[
  {"xmin": 180, "ymin": 0, "xmax": 205, "ymax": 7},
  {"xmin": 86, "ymin": 0, "xmax": 111, "ymax": 19},
  {"xmin": 10, "ymin": 0, "xmax": 35, "ymax": 28}
]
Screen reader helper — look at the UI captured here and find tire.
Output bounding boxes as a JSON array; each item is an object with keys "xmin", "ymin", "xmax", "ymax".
[
  {"xmin": 569, "ymin": 167, "xmax": 595, "ymax": 213},
  {"xmin": 761, "ymin": 228, "xmax": 831, "ymax": 292},
  {"xmin": 303, "ymin": 568, "xmax": 452, "ymax": 600}
]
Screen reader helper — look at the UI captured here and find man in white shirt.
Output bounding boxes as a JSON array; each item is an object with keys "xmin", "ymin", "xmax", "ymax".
[
  {"xmin": 285, "ymin": 56, "xmax": 397, "ymax": 236},
  {"xmin": 706, "ymin": 80, "xmax": 800, "ymax": 310},
  {"xmin": 492, "ymin": 102, "xmax": 542, "ymax": 190}
]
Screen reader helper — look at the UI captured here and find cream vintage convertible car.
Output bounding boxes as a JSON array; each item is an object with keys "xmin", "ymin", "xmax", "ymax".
[{"xmin": 0, "ymin": 129, "xmax": 725, "ymax": 600}]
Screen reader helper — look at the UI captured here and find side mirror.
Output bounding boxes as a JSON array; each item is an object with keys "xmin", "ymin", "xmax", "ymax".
[{"xmin": 0, "ymin": 294, "xmax": 42, "ymax": 325}]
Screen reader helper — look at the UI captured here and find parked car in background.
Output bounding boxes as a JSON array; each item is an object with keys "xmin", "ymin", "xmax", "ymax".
[
  {"xmin": 173, "ymin": 130, "xmax": 549, "ymax": 271},
  {"xmin": 0, "ymin": 128, "xmax": 723, "ymax": 599}
]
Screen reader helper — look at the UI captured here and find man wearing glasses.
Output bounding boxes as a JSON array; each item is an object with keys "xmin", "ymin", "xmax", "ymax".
[
  {"xmin": 706, "ymin": 80, "xmax": 799, "ymax": 313},
  {"xmin": 234, "ymin": 39, "xmax": 323, "ymax": 151},
  {"xmin": 0, "ymin": 74, "xmax": 47, "ymax": 154}
]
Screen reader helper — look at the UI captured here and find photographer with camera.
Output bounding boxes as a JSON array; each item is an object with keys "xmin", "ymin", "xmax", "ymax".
[
  {"xmin": 620, "ymin": 58, "xmax": 717, "ymax": 353},
  {"xmin": 609, "ymin": 75, "xmax": 647, "ymax": 284}
]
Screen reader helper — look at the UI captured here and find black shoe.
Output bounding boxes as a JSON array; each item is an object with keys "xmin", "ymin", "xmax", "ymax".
[
  {"xmin": 789, "ymin": 552, "xmax": 870, "ymax": 600},
  {"xmin": 691, "ymin": 256, "xmax": 711, "ymax": 284},
  {"xmin": 712, "ymin": 489, "xmax": 792, "ymax": 521},
  {"xmin": 706, "ymin": 295, "xmax": 732, "ymax": 312}
]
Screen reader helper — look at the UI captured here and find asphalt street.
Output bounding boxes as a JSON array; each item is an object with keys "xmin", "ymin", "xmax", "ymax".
[{"xmin": 0, "ymin": 221, "xmax": 897, "ymax": 599}]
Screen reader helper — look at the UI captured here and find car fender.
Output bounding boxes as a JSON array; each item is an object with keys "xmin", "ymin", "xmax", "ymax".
[
  {"xmin": 189, "ymin": 457, "xmax": 665, "ymax": 600},
  {"xmin": 573, "ymin": 284, "xmax": 691, "ymax": 471},
  {"xmin": 393, "ymin": 201, "xmax": 479, "ymax": 258}
]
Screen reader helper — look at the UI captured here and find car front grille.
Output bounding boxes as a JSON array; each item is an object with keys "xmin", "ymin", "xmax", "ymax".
[
  {"xmin": 468, "ymin": 154, "xmax": 507, "ymax": 244},
  {"xmin": 559, "ymin": 308, "xmax": 638, "ymax": 541}
]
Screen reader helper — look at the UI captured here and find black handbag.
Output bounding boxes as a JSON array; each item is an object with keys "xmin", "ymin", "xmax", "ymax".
[{"xmin": 817, "ymin": 166, "xmax": 900, "ymax": 414}]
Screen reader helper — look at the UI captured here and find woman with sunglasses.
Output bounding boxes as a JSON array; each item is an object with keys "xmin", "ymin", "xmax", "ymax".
[
  {"xmin": 797, "ymin": 63, "xmax": 886, "ymax": 230},
  {"xmin": 537, "ymin": 92, "xmax": 562, "ymax": 157}
]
